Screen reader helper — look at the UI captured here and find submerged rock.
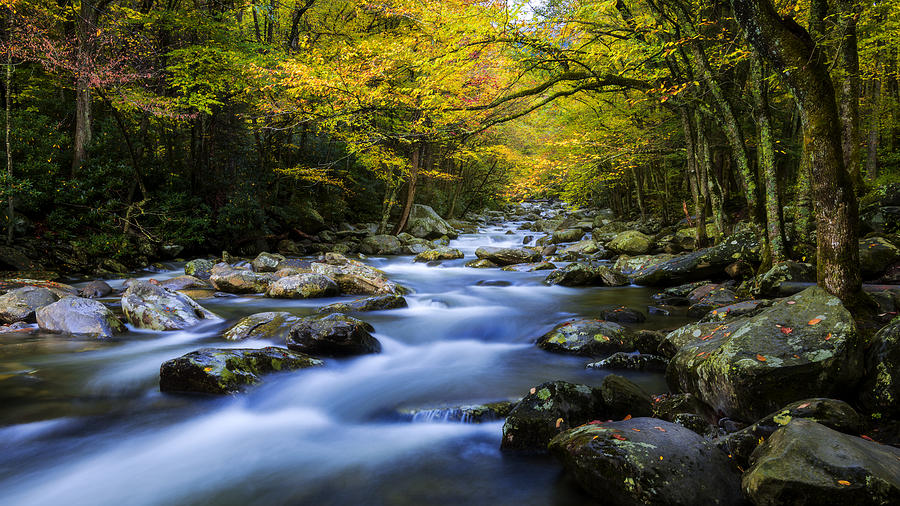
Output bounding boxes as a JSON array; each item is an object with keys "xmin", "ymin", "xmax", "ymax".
[
  {"xmin": 549, "ymin": 418, "xmax": 745, "ymax": 506},
  {"xmin": 0, "ymin": 286, "xmax": 58, "ymax": 323},
  {"xmin": 500, "ymin": 261, "xmax": 557, "ymax": 272},
  {"xmin": 223, "ymin": 311, "xmax": 300, "ymax": 341},
  {"xmin": 317, "ymin": 294, "xmax": 408, "ymax": 313},
  {"xmin": 286, "ymin": 313, "xmax": 381, "ymax": 356},
  {"xmin": 266, "ymin": 273, "xmax": 340, "ymax": 299},
  {"xmin": 543, "ymin": 262, "xmax": 627, "ymax": 287},
  {"xmin": 35, "ymin": 296, "xmax": 125, "ymax": 337},
  {"xmin": 159, "ymin": 347, "xmax": 323, "ymax": 395},
  {"xmin": 122, "ymin": 281, "xmax": 220, "ymax": 330},
  {"xmin": 399, "ymin": 401, "xmax": 515, "ymax": 423}
]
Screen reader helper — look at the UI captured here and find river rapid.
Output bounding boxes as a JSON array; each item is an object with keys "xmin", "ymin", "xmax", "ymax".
[{"xmin": 0, "ymin": 207, "xmax": 690, "ymax": 505}]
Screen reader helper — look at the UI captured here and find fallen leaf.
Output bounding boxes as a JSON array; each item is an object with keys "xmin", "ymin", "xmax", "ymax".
[
  {"xmin": 787, "ymin": 301, "xmax": 796, "ymax": 305},
  {"xmin": 659, "ymin": 456, "xmax": 664, "ymax": 460},
  {"xmin": 780, "ymin": 327, "xmax": 793, "ymax": 334},
  {"xmin": 203, "ymin": 367, "xmax": 213, "ymax": 372},
  {"xmin": 612, "ymin": 434, "xmax": 627, "ymax": 441},
  {"xmin": 756, "ymin": 354, "xmax": 767, "ymax": 362},
  {"xmin": 837, "ymin": 480, "xmax": 851, "ymax": 486},
  {"xmin": 555, "ymin": 417, "xmax": 564, "ymax": 428},
  {"xmin": 825, "ymin": 333, "xmax": 832, "ymax": 341},
  {"xmin": 631, "ymin": 428, "xmax": 642, "ymax": 432},
  {"xmin": 860, "ymin": 434, "xmax": 876, "ymax": 442},
  {"xmin": 530, "ymin": 387, "xmax": 536, "ymax": 395},
  {"xmin": 797, "ymin": 402, "xmax": 811, "ymax": 409},
  {"xmin": 808, "ymin": 318, "xmax": 822, "ymax": 325},
  {"xmin": 623, "ymin": 414, "xmax": 632, "ymax": 421},
  {"xmin": 654, "ymin": 426, "xmax": 667, "ymax": 432}
]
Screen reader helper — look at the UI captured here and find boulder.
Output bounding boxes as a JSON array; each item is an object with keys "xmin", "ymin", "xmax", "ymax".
[
  {"xmin": 309, "ymin": 253, "xmax": 404, "ymax": 295},
  {"xmin": 550, "ymin": 228, "xmax": 584, "ymax": 244},
  {"xmin": 0, "ymin": 278, "xmax": 76, "ymax": 298},
  {"xmin": 79, "ymin": 280, "xmax": 113, "ymax": 298},
  {"xmin": 859, "ymin": 237, "xmax": 900, "ymax": 279},
  {"xmin": 251, "ymin": 252, "xmax": 286, "ymax": 273},
  {"xmin": 687, "ymin": 286, "xmax": 741, "ymax": 318},
  {"xmin": 613, "ymin": 254, "xmax": 674, "ymax": 277},
  {"xmin": 600, "ymin": 374, "xmax": 653, "ymax": 418},
  {"xmin": 223, "ymin": 312, "xmax": 300, "ymax": 341},
  {"xmin": 286, "ymin": 313, "xmax": 381, "ymax": 356},
  {"xmin": 265, "ymin": 273, "xmax": 340, "ymax": 299},
  {"xmin": 474, "ymin": 246, "xmax": 541, "ymax": 266},
  {"xmin": 405, "ymin": 204, "xmax": 458, "ymax": 240},
  {"xmin": 465, "ymin": 258, "xmax": 497, "ymax": 268},
  {"xmin": 159, "ymin": 347, "xmax": 323, "ymax": 395},
  {"xmin": 501, "ymin": 381, "xmax": 605, "ymax": 452},
  {"xmin": 184, "ymin": 258, "xmax": 214, "ymax": 280},
  {"xmin": 632, "ymin": 231, "xmax": 761, "ymax": 286},
  {"xmin": 157, "ymin": 275, "xmax": 211, "ymax": 292},
  {"xmin": 549, "ymin": 418, "xmax": 745, "ymax": 506},
  {"xmin": 562, "ymin": 240, "xmax": 602, "ymax": 255},
  {"xmin": 587, "ymin": 352, "xmax": 668, "ymax": 372},
  {"xmin": 413, "ymin": 247, "xmax": 464, "ymax": 263},
  {"xmin": 861, "ymin": 317, "xmax": 900, "ymax": 418},
  {"xmin": 536, "ymin": 319, "xmax": 634, "ymax": 356},
  {"xmin": 607, "ymin": 230, "xmax": 653, "ymax": 255},
  {"xmin": 317, "ymin": 294, "xmax": 408, "ymax": 313},
  {"xmin": 209, "ymin": 263, "xmax": 275, "ymax": 294},
  {"xmin": 359, "ymin": 234, "xmax": 403, "ymax": 255},
  {"xmin": 596, "ymin": 305, "xmax": 646, "ymax": 324},
  {"xmin": 543, "ymin": 263, "xmax": 628, "ymax": 287},
  {"xmin": 743, "ymin": 419, "xmax": 900, "ymax": 505},
  {"xmin": 0, "ymin": 286, "xmax": 58, "ymax": 323},
  {"xmin": 665, "ymin": 286, "xmax": 864, "ymax": 421},
  {"xmin": 35, "ymin": 296, "xmax": 125, "ymax": 337},
  {"xmin": 122, "ymin": 281, "xmax": 220, "ymax": 330}
]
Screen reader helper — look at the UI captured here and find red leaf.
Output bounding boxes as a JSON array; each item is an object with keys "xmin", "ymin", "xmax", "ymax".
[
  {"xmin": 780, "ymin": 327, "xmax": 793, "ymax": 334},
  {"xmin": 756, "ymin": 354, "xmax": 767, "ymax": 362},
  {"xmin": 612, "ymin": 434, "xmax": 627, "ymax": 441}
]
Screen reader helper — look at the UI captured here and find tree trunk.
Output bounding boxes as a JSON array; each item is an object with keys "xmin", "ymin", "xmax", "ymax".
[
  {"xmin": 750, "ymin": 54, "xmax": 785, "ymax": 265},
  {"xmin": 836, "ymin": 0, "xmax": 862, "ymax": 191},
  {"xmin": 72, "ymin": 2, "xmax": 101, "ymax": 175},
  {"xmin": 866, "ymin": 72, "xmax": 882, "ymax": 181},
  {"xmin": 681, "ymin": 108, "xmax": 706, "ymax": 247},
  {"xmin": 729, "ymin": 0, "xmax": 863, "ymax": 305},
  {"xmin": 392, "ymin": 145, "xmax": 420, "ymax": 235},
  {"xmin": 5, "ymin": 52, "xmax": 12, "ymax": 245}
]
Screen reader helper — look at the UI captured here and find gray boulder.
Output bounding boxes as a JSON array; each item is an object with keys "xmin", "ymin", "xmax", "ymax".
[
  {"xmin": 223, "ymin": 312, "xmax": 300, "ymax": 341},
  {"xmin": 405, "ymin": 204, "xmax": 458, "ymax": 240},
  {"xmin": 209, "ymin": 263, "xmax": 275, "ymax": 294},
  {"xmin": 287, "ymin": 313, "xmax": 381, "ymax": 356},
  {"xmin": 184, "ymin": 258, "xmax": 214, "ymax": 280},
  {"xmin": 474, "ymin": 246, "xmax": 541, "ymax": 266},
  {"xmin": 543, "ymin": 262, "xmax": 627, "ymax": 287},
  {"xmin": 122, "ymin": 281, "xmax": 220, "ymax": 330},
  {"xmin": 317, "ymin": 294, "xmax": 407, "ymax": 313},
  {"xmin": 607, "ymin": 230, "xmax": 653, "ymax": 255},
  {"xmin": 36, "ymin": 296, "xmax": 125, "ymax": 337},
  {"xmin": 501, "ymin": 381, "xmax": 605, "ymax": 452},
  {"xmin": 359, "ymin": 234, "xmax": 403, "ymax": 255},
  {"xmin": 266, "ymin": 274, "xmax": 340, "ymax": 299},
  {"xmin": 632, "ymin": 231, "xmax": 761, "ymax": 286},
  {"xmin": 251, "ymin": 252, "xmax": 286, "ymax": 273},
  {"xmin": 0, "ymin": 286, "xmax": 58, "ymax": 323}
]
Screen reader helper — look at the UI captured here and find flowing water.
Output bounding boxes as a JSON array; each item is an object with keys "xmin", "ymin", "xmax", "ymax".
[{"xmin": 0, "ymin": 210, "xmax": 691, "ymax": 505}]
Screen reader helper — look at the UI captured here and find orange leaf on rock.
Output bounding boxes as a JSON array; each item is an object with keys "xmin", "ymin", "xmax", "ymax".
[
  {"xmin": 808, "ymin": 318, "xmax": 822, "ymax": 325},
  {"xmin": 756, "ymin": 354, "xmax": 767, "ymax": 362},
  {"xmin": 837, "ymin": 480, "xmax": 851, "ymax": 486},
  {"xmin": 797, "ymin": 402, "xmax": 811, "ymax": 409},
  {"xmin": 623, "ymin": 414, "xmax": 632, "ymax": 421},
  {"xmin": 612, "ymin": 434, "xmax": 627, "ymax": 441},
  {"xmin": 780, "ymin": 327, "xmax": 793, "ymax": 334}
]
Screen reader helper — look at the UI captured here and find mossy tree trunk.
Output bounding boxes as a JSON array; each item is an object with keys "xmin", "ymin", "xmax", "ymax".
[{"xmin": 729, "ymin": 0, "xmax": 863, "ymax": 305}]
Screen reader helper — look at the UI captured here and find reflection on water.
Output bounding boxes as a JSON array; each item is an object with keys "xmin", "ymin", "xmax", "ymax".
[{"xmin": 0, "ymin": 211, "xmax": 687, "ymax": 505}]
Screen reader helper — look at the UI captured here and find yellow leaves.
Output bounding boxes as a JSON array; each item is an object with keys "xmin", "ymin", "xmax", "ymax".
[{"xmin": 837, "ymin": 480, "xmax": 851, "ymax": 486}]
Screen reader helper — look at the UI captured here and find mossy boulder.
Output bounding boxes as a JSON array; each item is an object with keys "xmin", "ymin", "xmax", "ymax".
[
  {"xmin": 613, "ymin": 254, "xmax": 675, "ymax": 277},
  {"xmin": 665, "ymin": 286, "xmax": 864, "ymax": 421},
  {"xmin": 465, "ymin": 258, "xmax": 497, "ymax": 269},
  {"xmin": 588, "ymin": 353, "xmax": 668, "ymax": 372},
  {"xmin": 0, "ymin": 286, "xmax": 58, "ymax": 323},
  {"xmin": 318, "ymin": 294, "xmax": 408, "ymax": 313},
  {"xmin": 600, "ymin": 374, "xmax": 653, "ymax": 418},
  {"xmin": 474, "ymin": 246, "xmax": 541, "ymax": 266},
  {"xmin": 286, "ymin": 313, "xmax": 381, "ymax": 356},
  {"xmin": 501, "ymin": 261, "xmax": 557, "ymax": 272},
  {"xmin": 79, "ymin": 280, "xmax": 113, "ymax": 298},
  {"xmin": 543, "ymin": 262, "xmax": 628, "ymax": 287},
  {"xmin": 184, "ymin": 258, "xmax": 214, "ymax": 280},
  {"xmin": 686, "ymin": 286, "xmax": 741, "ymax": 318},
  {"xmin": 562, "ymin": 240, "xmax": 602, "ymax": 255},
  {"xmin": 158, "ymin": 275, "xmax": 211, "ymax": 292},
  {"xmin": 359, "ymin": 234, "xmax": 403, "ymax": 255},
  {"xmin": 861, "ymin": 316, "xmax": 900, "ymax": 418},
  {"xmin": 607, "ymin": 230, "xmax": 653, "ymax": 255},
  {"xmin": 551, "ymin": 228, "xmax": 584, "ymax": 244},
  {"xmin": 209, "ymin": 263, "xmax": 275, "ymax": 294},
  {"xmin": 159, "ymin": 347, "xmax": 323, "ymax": 395},
  {"xmin": 742, "ymin": 419, "xmax": 900, "ymax": 505},
  {"xmin": 251, "ymin": 252, "xmax": 287, "ymax": 273},
  {"xmin": 413, "ymin": 247, "xmax": 464, "ymax": 263},
  {"xmin": 265, "ymin": 273, "xmax": 340, "ymax": 299},
  {"xmin": 501, "ymin": 380, "xmax": 605, "ymax": 452},
  {"xmin": 859, "ymin": 237, "xmax": 900, "ymax": 279},
  {"xmin": 549, "ymin": 418, "xmax": 745, "ymax": 506},
  {"xmin": 223, "ymin": 312, "xmax": 300, "ymax": 341},
  {"xmin": 749, "ymin": 261, "xmax": 816, "ymax": 298},
  {"xmin": 122, "ymin": 281, "xmax": 221, "ymax": 330},
  {"xmin": 632, "ymin": 231, "xmax": 760, "ymax": 286},
  {"xmin": 596, "ymin": 305, "xmax": 646, "ymax": 324},
  {"xmin": 537, "ymin": 319, "xmax": 634, "ymax": 356},
  {"xmin": 35, "ymin": 296, "xmax": 125, "ymax": 337},
  {"xmin": 406, "ymin": 204, "xmax": 458, "ymax": 240},
  {"xmin": 310, "ymin": 253, "xmax": 404, "ymax": 295}
]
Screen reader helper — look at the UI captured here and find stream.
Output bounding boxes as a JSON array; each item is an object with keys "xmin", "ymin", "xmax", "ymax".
[{"xmin": 0, "ymin": 207, "xmax": 691, "ymax": 505}]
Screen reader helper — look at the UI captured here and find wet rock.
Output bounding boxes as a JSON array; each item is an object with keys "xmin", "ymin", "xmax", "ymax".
[
  {"xmin": 251, "ymin": 252, "xmax": 287, "ymax": 273},
  {"xmin": 699, "ymin": 299, "xmax": 769, "ymax": 323},
  {"xmin": 318, "ymin": 294, "xmax": 408, "ymax": 313},
  {"xmin": 860, "ymin": 317, "xmax": 900, "ymax": 418},
  {"xmin": 632, "ymin": 231, "xmax": 760, "ymax": 286},
  {"xmin": 600, "ymin": 374, "xmax": 653, "ymax": 418},
  {"xmin": 406, "ymin": 204, "xmax": 458, "ymax": 240},
  {"xmin": 223, "ymin": 312, "xmax": 300, "ymax": 341},
  {"xmin": 310, "ymin": 253, "xmax": 404, "ymax": 295},
  {"xmin": 607, "ymin": 230, "xmax": 653, "ymax": 255},
  {"xmin": 596, "ymin": 305, "xmax": 646, "ymax": 324},
  {"xmin": 266, "ymin": 273, "xmax": 340, "ymax": 299},
  {"xmin": 651, "ymin": 393, "xmax": 715, "ymax": 422},
  {"xmin": 413, "ymin": 247, "xmax": 464, "ymax": 263},
  {"xmin": 122, "ymin": 281, "xmax": 220, "ymax": 330},
  {"xmin": 159, "ymin": 347, "xmax": 323, "ymax": 395},
  {"xmin": 613, "ymin": 254, "xmax": 674, "ymax": 277},
  {"xmin": 587, "ymin": 352, "xmax": 668, "ymax": 372},
  {"xmin": 717, "ymin": 398, "xmax": 862, "ymax": 469},
  {"xmin": 543, "ymin": 262, "xmax": 628, "ymax": 287},
  {"xmin": 750, "ymin": 261, "xmax": 817, "ymax": 298},
  {"xmin": 651, "ymin": 281, "xmax": 711, "ymax": 306},
  {"xmin": 550, "ymin": 228, "xmax": 584, "ymax": 244},
  {"xmin": 859, "ymin": 236, "xmax": 900, "ymax": 279},
  {"xmin": 184, "ymin": 258, "xmax": 214, "ymax": 280},
  {"xmin": 79, "ymin": 280, "xmax": 113, "ymax": 298},
  {"xmin": 474, "ymin": 246, "xmax": 541, "ymax": 266},
  {"xmin": 665, "ymin": 286, "xmax": 864, "ymax": 421},
  {"xmin": 500, "ymin": 261, "xmax": 557, "ymax": 272},
  {"xmin": 0, "ymin": 287, "xmax": 59, "ymax": 323},
  {"xmin": 464, "ymin": 258, "xmax": 497, "ymax": 269},
  {"xmin": 399, "ymin": 401, "xmax": 514, "ymax": 423},
  {"xmin": 209, "ymin": 263, "xmax": 275, "ymax": 294},
  {"xmin": 35, "ymin": 296, "xmax": 125, "ymax": 337},
  {"xmin": 157, "ymin": 275, "xmax": 211, "ymax": 292},
  {"xmin": 537, "ymin": 319, "xmax": 634, "ymax": 356},
  {"xmin": 687, "ymin": 286, "xmax": 741, "ymax": 317},
  {"xmin": 549, "ymin": 418, "xmax": 745, "ymax": 506},
  {"xmin": 501, "ymin": 381, "xmax": 605, "ymax": 452},
  {"xmin": 287, "ymin": 313, "xmax": 381, "ymax": 356},
  {"xmin": 359, "ymin": 234, "xmax": 403, "ymax": 255},
  {"xmin": 561, "ymin": 240, "xmax": 602, "ymax": 256},
  {"xmin": 742, "ymin": 419, "xmax": 900, "ymax": 505},
  {"xmin": 0, "ymin": 278, "xmax": 77, "ymax": 298}
]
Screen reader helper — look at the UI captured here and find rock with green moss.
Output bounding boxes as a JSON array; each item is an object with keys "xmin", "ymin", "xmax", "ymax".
[
  {"xmin": 223, "ymin": 312, "xmax": 300, "ymax": 341},
  {"xmin": 465, "ymin": 258, "xmax": 497, "ymax": 269},
  {"xmin": 600, "ymin": 374, "xmax": 653, "ymax": 418},
  {"xmin": 665, "ymin": 286, "xmax": 864, "ymax": 421},
  {"xmin": 537, "ymin": 319, "xmax": 637, "ymax": 356},
  {"xmin": 550, "ymin": 228, "xmax": 584, "ymax": 244},
  {"xmin": 266, "ymin": 274, "xmax": 340, "ymax": 299},
  {"xmin": 501, "ymin": 380, "xmax": 605, "ymax": 452},
  {"xmin": 209, "ymin": 263, "xmax": 275, "ymax": 294},
  {"xmin": 159, "ymin": 346, "xmax": 323, "ymax": 394},
  {"xmin": 317, "ymin": 294, "xmax": 408, "ymax": 313},
  {"xmin": 749, "ymin": 261, "xmax": 816, "ymax": 298},
  {"xmin": 184, "ymin": 258, "xmax": 214, "ymax": 280},
  {"xmin": 543, "ymin": 262, "xmax": 628, "ymax": 287},
  {"xmin": 562, "ymin": 239, "xmax": 602, "ymax": 255},
  {"xmin": 687, "ymin": 286, "xmax": 741, "ymax": 318},
  {"xmin": 500, "ymin": 261, "xmax": 557, "ymax": 272},
  {"xmin": 0, "ymin": 286, "xmax": 58, "ymax": 323},
  {"xmin": 310, "ymin": 253, "xmax": 405, "ymax": 295},
  {"xmin": 717, "ymin": 398, "xmax": 861, "ymax": 469},
  {"xmin": 359, "ymin": 234, "xmax": 403, "ymax": 255},
  {"xmin": 588, "ymin": 352, "xmax": 667, "ymax": 372},
  {"xmin": 413, "ymin": 247, "xmax": 464, "ymax": 263},
  {"xmin": 859, "ymin": 237, "xmax": 900, "ymax": 279},
  {"xmin": 549, "ymin": 418, "xmax": 745, "ymax": 505},
  {"xmin": 287, "ymin": 313, "xmax": 380, "ymax": 356},
  {"xmin": 742, "ymin": 419, "xmax": 900, "ymax": 505},
  {"xmin": 651, "ymin": 393, "xmax": 715, "ymax": 422},
  {"xmin": 632, "ymin": 231, "xmax": 760, "ymax": 286},
  {"xmin": 35, "ymin": 296, "xmax": 125, "ymax": 337},
  {"xmin": 474, "ymin": 246, "xmax": 541, "ymax": 266},
  {"xmin": 607, "ymin": 230, "xmax": 654, "ymax": 255},
  {"xmin": 122, "ymin": 281, "xmax": 221, "ymax": 330},
  {"xmin": 406, "ymin": 204, "xmax": 459, "ymax": 240},
  {"xmin": 613, "ymin": 254, "xmax": 674, "ymax": 277},
  {"xmin": 861, "ymin": 317, "xmax": 900, "ymax": 419},
  {"xmin": 251, "ymin": 252, "xmax": 287, "ymax": 273}
]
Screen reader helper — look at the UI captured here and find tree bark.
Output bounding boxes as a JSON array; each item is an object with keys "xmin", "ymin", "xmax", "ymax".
[
  {"xmin": 750, "ymin": 54, "xmax": 785, "ymax": 265},
  {"xmin": 5, "ymin": 50, "xmax": 12, "ymax": 245},
  {"xmin": 392, "ymin": 145, "xmax": 420, "ymax": 235},
  {"xmin": 72, "ymin": 2, "xmax": 102, "ymax": 174},
  {"xmin": 836, "ymin": 0, "xmax": 862, "ymax": 191},
  {"xmin": 729, "ymin": 0, "xmax": 863, "ymax": 305},
  {"xmin": 866, "ymin": 68, "xmax": 882, "ymax": 181}
]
